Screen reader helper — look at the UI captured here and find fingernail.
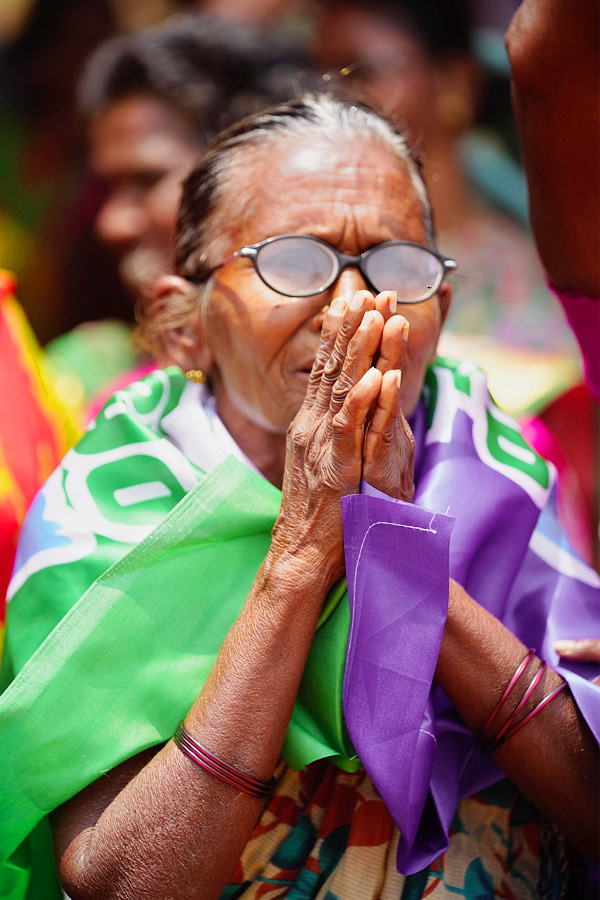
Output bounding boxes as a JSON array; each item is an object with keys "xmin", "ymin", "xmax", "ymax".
[
  {"xmin": 394, "ymin": 370, "xmax": 402, "ymax": 390},
  {"xmin": 400, "ymin": 318, "xmax": 409, "ymax": 338},
  {"xmin": 554, "ymin": 640, "xmax": 576, "ymax": 653},
  {"xmin": 359, "ymin": 309, "xmax": 377, "ymax": 330},
  {"xmin": 387, "ymin": 292, "xmax": 397, "ymax": 314},
  {"xmin": 330, "ymin": 297, "xmax": 346, "ymax": 314},
  {"xmin": 362, "ymin": 366, "xmax": 379, "ymax": 382},
  {"xmin": 350, "ymin": 290, "xmax": 369, "ymax": 310}
]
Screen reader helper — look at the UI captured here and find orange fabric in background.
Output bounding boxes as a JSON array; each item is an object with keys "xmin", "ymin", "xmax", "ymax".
[{"xmin": 0, "ymin": 271, "xmax": 77, "ymax": 651}]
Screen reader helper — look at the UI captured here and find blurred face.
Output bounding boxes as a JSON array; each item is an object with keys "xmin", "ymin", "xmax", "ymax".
[
  {"xmin": 198, "ymin": 135, "xmax": 449, "ymax": 437},
  {"xmin": 90, "ymin": 94, "xmax": 201, "ymax": 300},
  {"xmin": 313, "ymin": 5, "xmax": 441, "ymax": 146}
]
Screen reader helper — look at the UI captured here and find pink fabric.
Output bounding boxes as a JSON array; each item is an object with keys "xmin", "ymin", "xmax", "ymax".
[
  {"xmin": 549, "ymin": 283, "xmax": 600, "ymax": 403},
  {"xmin": 88, "ymin": 362, "xmax": 158, "ymax": 420},
  {"xmin": 521, "ymin": 384, "xmax": 597, "ymax": 563}
]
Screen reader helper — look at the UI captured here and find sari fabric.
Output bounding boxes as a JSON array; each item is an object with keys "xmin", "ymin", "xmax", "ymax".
[{"xmin": 223, "ymin": 763, "xmax": 548, "ymax": 899}]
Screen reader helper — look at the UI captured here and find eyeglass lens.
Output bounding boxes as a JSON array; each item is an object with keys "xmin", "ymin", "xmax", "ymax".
[
  {"xmin": 255, "ymin": 237, "xmax": 443, "ymax": 302},
  {"xmin": 257, "ymin": 238, "xmax": 337, "ymax": 297}
]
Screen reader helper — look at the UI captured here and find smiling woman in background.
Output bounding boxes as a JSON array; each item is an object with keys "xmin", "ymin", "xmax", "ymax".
[{"xmin": 0, "ymin": 94, "xmax": 598, "ymax": 900}]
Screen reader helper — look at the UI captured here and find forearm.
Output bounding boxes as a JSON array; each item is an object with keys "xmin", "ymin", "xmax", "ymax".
[
  {"xmin": 436, "ymin": 579, "xmax": 599, "ymax": 855},
  {"xmin": 59, "ymin": 550, "xmax": 332, "ymax": 900},
  {"xmin": 506, "ymin": 0, "xmax": 600, "ymax": 294}
]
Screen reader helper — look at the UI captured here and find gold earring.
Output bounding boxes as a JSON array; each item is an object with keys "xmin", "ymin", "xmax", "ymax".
[{"xmin": 185, "ymin": 369, "xmax": 207, "ymax": 383}]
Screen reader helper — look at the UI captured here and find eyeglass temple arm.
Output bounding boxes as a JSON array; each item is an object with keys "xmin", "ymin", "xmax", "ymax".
[{"xmin": 208, "ymin": 247, "xmax": 256, "ymax": 275}]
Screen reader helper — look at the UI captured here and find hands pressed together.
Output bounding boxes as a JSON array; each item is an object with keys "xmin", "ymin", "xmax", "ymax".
[{"xmin": 272, "ymin": 289, "xmax": 415, "ymax": 582}]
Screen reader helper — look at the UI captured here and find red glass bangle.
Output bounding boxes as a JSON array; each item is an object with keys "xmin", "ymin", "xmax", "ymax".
[
  {"xmin": 493, "ymin": 680, "xmax": 568, "ymax": 751},
  {"xmin": 173, "ymin": 722, "xmax": 275, "ymax": 799},
  {"xmin": 480, "ymin": 649, "xmax": 535, "ymax": 746},
  {"xmin": 485, "ymin": 661, "xmax": 547, "ymax": 753}
]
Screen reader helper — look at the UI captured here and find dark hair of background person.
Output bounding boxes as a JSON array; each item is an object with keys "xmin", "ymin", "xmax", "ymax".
[
  {"xmin": 78, "ymin": 13, "xmax": 319, "ymax": 145},
  {"xmin": 321, "ymin": 0, "xmax": 471, "ymax": 61}
]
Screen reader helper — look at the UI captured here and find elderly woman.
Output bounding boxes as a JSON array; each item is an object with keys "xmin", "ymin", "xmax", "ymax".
[{"xmin": 0, "ymin": 95, "xmax": 598, "ymax": 900}]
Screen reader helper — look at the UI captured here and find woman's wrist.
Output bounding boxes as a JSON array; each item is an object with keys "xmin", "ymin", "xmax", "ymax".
[{"xmin": 261, "ymin": 543, "xmax": 339, "ymax": 603}]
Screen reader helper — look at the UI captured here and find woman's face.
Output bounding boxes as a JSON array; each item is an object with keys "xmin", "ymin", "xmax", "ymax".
[
  {"xmin": 198, "ymin": 136, "xmax": 449, "ymax": 436},
  {"xmin": 313, "ymin": 5, "xmax": 442, "ymax": 146},
  {"xmin": 90, "ymin": 94, "xmax": 201, "ymax": 301}
]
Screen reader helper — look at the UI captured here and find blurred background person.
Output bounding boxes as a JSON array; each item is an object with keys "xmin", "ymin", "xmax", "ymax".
[
  {"xmin": 506, "ymin": 0, "xmax": 600, "ymax": 703},
  {"xmin": 507, "ymin": 0, "xmax": 599, "ymax": 399},
  {"xmin": 43, "ymin": 13, "xmax": 318, "ymax": 422}
]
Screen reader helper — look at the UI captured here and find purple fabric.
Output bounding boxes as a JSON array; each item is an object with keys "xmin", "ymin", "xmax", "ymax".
[
  {"xmin": 342, "ymin": 492, "xmax": 454, "ymax": 872},
  {"xmin": 342, "ymin": 397, "xmax": 600, "ymax": 874}
]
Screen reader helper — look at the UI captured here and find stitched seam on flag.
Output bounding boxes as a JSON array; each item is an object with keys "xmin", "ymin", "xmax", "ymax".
[{"xmin": 352, "ymin": 519, "xmax": 439, "ymax": 601}]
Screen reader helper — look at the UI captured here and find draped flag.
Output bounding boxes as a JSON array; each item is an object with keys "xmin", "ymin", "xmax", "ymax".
[
  {"xmin": 0, "ymin": 271, "xmax": 77, "ymax": 656},
  {"xmin": 0, "ymin": 362, "xmax": 598, "ymax": 897}
]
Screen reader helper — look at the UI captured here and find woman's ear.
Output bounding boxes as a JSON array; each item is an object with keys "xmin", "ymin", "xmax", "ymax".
[{"xmin": 152, "ymin": 275, "xmax": 213, "ymax": 373}]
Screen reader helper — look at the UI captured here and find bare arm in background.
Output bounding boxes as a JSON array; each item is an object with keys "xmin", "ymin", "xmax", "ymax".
[{"xmin": 506, "ymin": 0, "xmax": 600, "ymax": 297}]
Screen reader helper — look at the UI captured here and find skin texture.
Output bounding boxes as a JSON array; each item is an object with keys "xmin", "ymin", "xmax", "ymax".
[
  {"xmin": 506, "ymin": 0, "xmax": 599, "ymax": 295},
  {"xmin": 52, "ymin": 136, "xmax": 598, "ymax": 900},
  {"xmin": 89, "ymin": 94, "xmax": 201, "ymax": 300}
]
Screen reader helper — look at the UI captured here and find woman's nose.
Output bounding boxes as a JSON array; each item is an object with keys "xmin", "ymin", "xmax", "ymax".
[
  {"xmin": 95, "ymin": 193, "xmax": 149, "ymax": 249},
  {"xmin": 327, "ymin": 266, "xmax": 369, "ymax": 303},
  {"xmin": 307, "ymin": 267, "xmax": 370, "ymax": 333}
]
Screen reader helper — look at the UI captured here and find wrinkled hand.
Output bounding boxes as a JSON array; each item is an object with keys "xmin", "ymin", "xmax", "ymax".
[{"xmin": 272, "ymin": 291, "xmax": 415, "ymax": 583}]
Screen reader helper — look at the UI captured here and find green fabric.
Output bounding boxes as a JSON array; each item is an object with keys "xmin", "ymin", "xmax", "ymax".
[
  {"xmin": 45, "ymin": 319, "xmax": 138, "ymax": 404},
  {"xmin": 0, "ymin": 450, "xmax": 356, "ymax": 897}
]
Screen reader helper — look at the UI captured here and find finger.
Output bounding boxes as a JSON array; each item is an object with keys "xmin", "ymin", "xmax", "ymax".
[
  {"xmin": 331, "ymin": 366, "xmax": 383, "ymax": 461},
  {"xmin": 363, "ymin": 370, "xmax": 415, "ymax": 499},
  {"xmin": 313, "ymin": 290, "xmax": 375, "ymax": 414},
  {"xmin": 554, "ymin": 639, "xmax": 600, "ymax": 662},
  {"xmin": 329, "ymin": 309, "xmax": 384, "ymax": 416},
  {"xmin": 366, "ymin": 369, "xmax": 402, "ymax": 443},
  {"xmin": 374, "ymin": 291, "xmax": 397, "ymax": 323},
  {"xmin": 376, "ymin": 314, "xmax": 409, "ymax": 377},
  {"xmin": 305, "ymin": 296, "xmax": 347, "ymax": 405}
]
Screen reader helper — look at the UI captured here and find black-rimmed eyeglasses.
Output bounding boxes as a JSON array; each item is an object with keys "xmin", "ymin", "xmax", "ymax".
[{"xmin": 207, "ymin": 234, "xmax": 457, "ymax": 304}]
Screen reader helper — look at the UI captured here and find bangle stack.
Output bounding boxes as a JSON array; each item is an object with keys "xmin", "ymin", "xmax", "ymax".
[
  {"xmin": 173, "ymin": 722, "xmax": 276, "ymax": 799},
  {"xmin": 480, "ymin": 649, "xmax": 567, "ymax": 753}
]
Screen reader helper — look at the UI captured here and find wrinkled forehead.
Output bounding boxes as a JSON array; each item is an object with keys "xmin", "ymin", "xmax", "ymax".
[{"xmin": 216, "ymin": 133, "xmax": 429, "ymax": 251}]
